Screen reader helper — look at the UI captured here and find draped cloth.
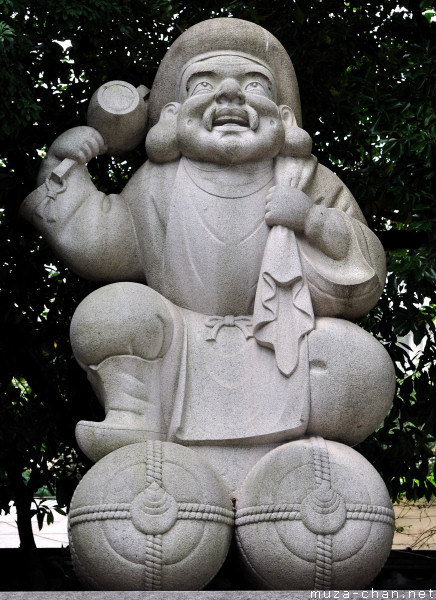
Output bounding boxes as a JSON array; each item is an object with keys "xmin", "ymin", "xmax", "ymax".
[
  {"xmin": 253, "ymin": 225, "xmax": 315, "ymax": 377},
  {"xmin": 156, "ymin": 155, "xmax": 383, "ymax": 443},
  {"xmin": 161, "ymin": 160, "xmax": 313, "ymax": 444},
  {"xmin": 21, "ymin": 153, "xmax": 384, "ymax": 444},
  {"xmin": 252, "ymin": 154, "xmax": 382, "ymax": 378}
]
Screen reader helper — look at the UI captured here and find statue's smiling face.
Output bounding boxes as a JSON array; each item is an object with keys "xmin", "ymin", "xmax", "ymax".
[{"xmin": 176, "ymin": 55, "xmax": 286, "ymax": 164}]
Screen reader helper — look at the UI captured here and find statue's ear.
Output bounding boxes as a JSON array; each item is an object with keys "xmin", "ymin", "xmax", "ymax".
[
  {"xmin": 279, "ymin": 105, "xmax": 298, "ymax": 128},
  {"xmin": 146, "ymin": 102, "xmax": 181, "ymax": 163},
  {"xmin": 159, "ymin": 102, "xmax": 181, "ymax": 120},
  {"xmin": 279, "ymin": 105, "xmax": 312, "ymax": 158}
]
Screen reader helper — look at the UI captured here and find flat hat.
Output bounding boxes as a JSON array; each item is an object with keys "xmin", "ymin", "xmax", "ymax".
[{"xmin": 147, "ymin": 18, "xmax": 302, "ymax": 128}]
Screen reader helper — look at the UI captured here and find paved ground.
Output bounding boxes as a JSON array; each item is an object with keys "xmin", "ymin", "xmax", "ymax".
[{"xmin": 0, "ymin": 501, "xmax": 68, "ymax": 548}]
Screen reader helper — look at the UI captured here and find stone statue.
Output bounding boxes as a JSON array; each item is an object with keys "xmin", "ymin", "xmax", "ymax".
[{"xmin": 21, "ymin": 18, "xmax": 396, "ymax": 591}]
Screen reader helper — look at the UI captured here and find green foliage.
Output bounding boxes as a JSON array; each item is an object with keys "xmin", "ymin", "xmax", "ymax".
[{"xmin": 0, "ymin": 0, "xmax": 435, "ymax": 569}]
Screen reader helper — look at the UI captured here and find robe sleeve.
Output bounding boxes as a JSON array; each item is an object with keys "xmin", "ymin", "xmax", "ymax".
[
  {"xmin": 20, "ymin": 158, "xmax": 144, "ymax": 282},
  {"xmin": 253, "ymin": 155, "xmax": 387, "ymax": 375},
  {"xmin": 276, "ymin": 155, "xmax": 387, "ymax": 318}
]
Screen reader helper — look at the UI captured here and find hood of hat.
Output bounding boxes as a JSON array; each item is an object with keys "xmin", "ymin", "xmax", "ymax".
[{"xmin": 147, "ymin": 18, "xmax": 302, "ymax": 130}]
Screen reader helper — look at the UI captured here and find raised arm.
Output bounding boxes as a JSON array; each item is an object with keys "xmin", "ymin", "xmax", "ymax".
[{"xmin": 20, "ymin": 126, "xmax": 144, "ymax": 282}]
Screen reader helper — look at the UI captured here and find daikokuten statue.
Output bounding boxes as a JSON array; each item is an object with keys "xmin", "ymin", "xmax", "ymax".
[{"xmin": 21, "ymin": 18, "xmax": 396, "ymax": 591}]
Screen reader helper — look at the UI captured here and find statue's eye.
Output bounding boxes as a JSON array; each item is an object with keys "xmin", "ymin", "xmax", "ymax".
[
  {"xmin": 245, "ymin": 81, "xmax": 269, "ymax": 96},
  {"xmin": 191, "ymin": 81, "xmax": 214, "ymax": 96}
]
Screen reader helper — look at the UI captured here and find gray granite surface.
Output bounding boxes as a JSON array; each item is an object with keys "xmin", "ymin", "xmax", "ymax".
[{"xmin": 2, "ymin": 591, "xmax": 436, "ymax": 600}]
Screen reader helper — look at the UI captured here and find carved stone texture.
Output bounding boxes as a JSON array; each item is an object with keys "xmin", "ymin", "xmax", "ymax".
[
  {"xmin": 69, "ymin": 441, "xmax": 233, "ymax": 591},
  {"xmin": 20, "ymin": 16, "xmax": 397, "ymax": 591},
  {"xmin": 20, "ymin": 17, "xmax": 395, "ymax": 461},
  {"xmin": 87, "ymin": 81, "xmax": 149, "ymax": 155},
  {"xmin": 235, "ymin": 437, "xmax": 394, "ymax": 590}
]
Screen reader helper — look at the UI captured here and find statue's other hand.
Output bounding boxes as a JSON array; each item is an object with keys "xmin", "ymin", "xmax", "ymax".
[
  {"xmin": 265, "ymin": 185, "xmax": 313, "ymax": 232},
  {"xmin": 48, "ymin": 126, "xmax": 107, "ymax": 164}
]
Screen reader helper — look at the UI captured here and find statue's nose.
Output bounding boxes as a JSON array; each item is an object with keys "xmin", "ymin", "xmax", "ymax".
[{"xmin": 215, "ymin": 78, "xmax": 245, "ymax": 105}]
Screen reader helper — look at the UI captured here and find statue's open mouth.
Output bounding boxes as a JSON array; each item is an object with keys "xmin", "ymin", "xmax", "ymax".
[
  {"xmin": 203, "ymin": 106, "xmax": 258, "ymax": 131},
  {"xmin": 213, "ymin": 110, "xmax": 250, "ymax": 128}
]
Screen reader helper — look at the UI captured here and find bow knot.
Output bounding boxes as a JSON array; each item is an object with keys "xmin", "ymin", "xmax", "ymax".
[{"xmin": 205, "ymin": 315, "xmax": 253, "ymax": 341}]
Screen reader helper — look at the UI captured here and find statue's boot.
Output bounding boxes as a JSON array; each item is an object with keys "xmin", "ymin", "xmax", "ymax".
[{"xmin": 75, "ymin": 354, "xmax": 165, "ymax": 462}]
